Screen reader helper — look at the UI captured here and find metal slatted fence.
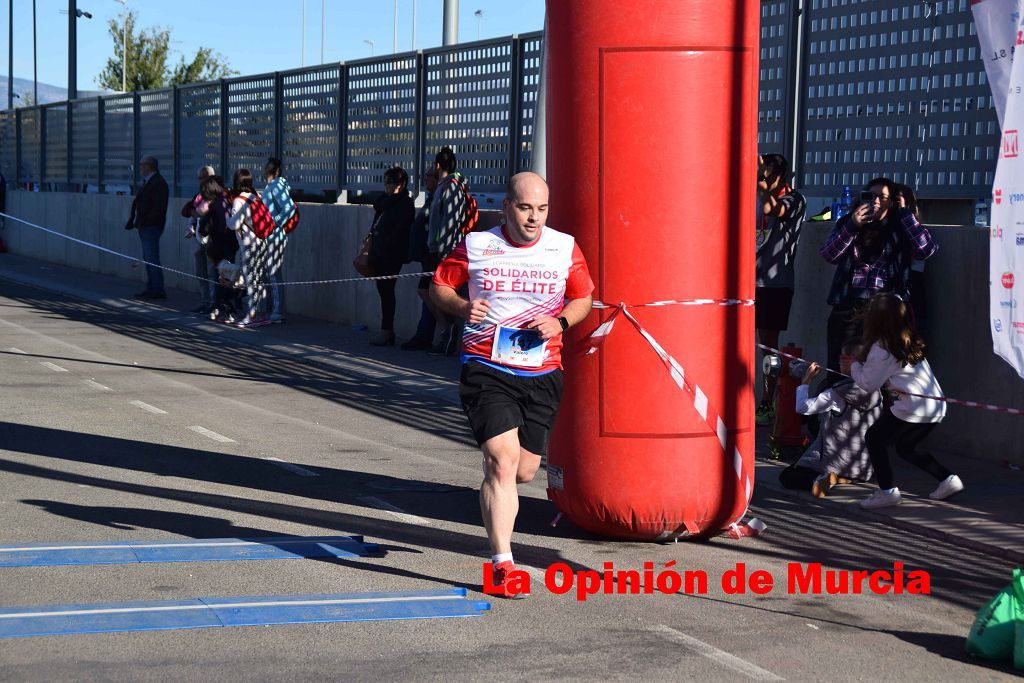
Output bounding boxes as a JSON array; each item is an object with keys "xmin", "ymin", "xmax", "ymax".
[{"xmin": 0, "ymin": 32, "xmax": 544, "ymax": 200}]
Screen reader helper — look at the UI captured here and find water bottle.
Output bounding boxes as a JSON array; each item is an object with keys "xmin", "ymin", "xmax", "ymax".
[
  {"xmin": 974, "ymin": 197, "xmax": 990, "ymax": 228},
  {"xmin": 836, "ymin": 186, "xmax": 853, "ymax": 221}
]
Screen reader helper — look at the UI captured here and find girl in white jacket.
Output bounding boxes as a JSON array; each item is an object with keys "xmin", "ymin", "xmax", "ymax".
[{"xmin": 851, "ymin": 293, "xmax": 963, "ymax": 509}]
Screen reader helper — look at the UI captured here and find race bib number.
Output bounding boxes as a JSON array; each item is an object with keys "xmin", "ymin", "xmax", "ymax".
[{"xmin": 491, "ymin": 326, "xmax": 548, "ymax": 368}]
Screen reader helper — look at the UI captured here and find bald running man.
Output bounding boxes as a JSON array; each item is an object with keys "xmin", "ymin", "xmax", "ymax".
[{"xmin": 431, "ymin": 172, "xmax": 594, "ymax": 598}]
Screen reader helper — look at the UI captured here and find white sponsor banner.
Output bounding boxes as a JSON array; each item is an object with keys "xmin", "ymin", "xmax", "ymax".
[
  {"xmin": 989, "ymin": 7, "xmax": 1024, "ymax": 379},
  {"xmin": 972, "ymin": 0, "xmax": 1021, "ymax": 126}
]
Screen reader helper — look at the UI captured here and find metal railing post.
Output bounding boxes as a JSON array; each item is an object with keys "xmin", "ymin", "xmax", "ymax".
[
  {"xmin": 97, "ymin": 96, "xmax": 105, "ymax": 193},
  {"xmin": 132, "ymin": 91, "xmax": 140, "ymax": 192},
  {"xmin": 14, "ymin": 108, "xmax": 20, "ymax": 188},
  {"xmin": 415, "ymin": 51, "xmax": 427, "ymax": 188},
  {"xmin": 67, "ymin": 101, "xmax": 74, "ymax": 189},
  {"xmin": 219, "ymin": 79, "xmax": 229, "ymax": 179},
  {"xmin": 337, "ymin": 63, "xmax": 348, "ymax": 195},
  {"xmin": 39, "ymin": 107, "xmax": 47, "ymax": 191},
  {"xmin": 507, "ymin": 35, "xmax": 524, "ymax": 178},
  {"xmin": 171, "ymin": 86, "xmax": 179, "ymax": 197},
  {"xmin": 273, "ymin": 72, "xmax": 284, "ymax": 163}
]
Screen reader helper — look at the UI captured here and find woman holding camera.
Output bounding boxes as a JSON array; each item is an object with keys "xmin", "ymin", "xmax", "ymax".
[{"xmin": 818, "ymin": 178, "xmax": 938, "ymax": 381}]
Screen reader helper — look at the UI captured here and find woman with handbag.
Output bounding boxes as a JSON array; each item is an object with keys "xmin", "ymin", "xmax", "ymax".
[{"xmin": 364, "ymin": 167, "xmax": 415, "ymax": 346}]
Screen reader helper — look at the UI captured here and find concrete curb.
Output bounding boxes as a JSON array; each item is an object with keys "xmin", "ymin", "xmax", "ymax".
[{"xmin": 755, "ymin": 460, "xmax": 1024, "ymax": 566}]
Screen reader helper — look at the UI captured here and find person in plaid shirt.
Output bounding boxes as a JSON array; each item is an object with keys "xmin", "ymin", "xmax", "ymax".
[{"xmin": 819, "ymin": 177, "xmax": 937, "ymax": 382}]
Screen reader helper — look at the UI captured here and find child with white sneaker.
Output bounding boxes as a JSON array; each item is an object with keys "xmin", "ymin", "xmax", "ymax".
[{"xmin": 850, "ymin": 293, "xmax": 963, "ymax": 509}]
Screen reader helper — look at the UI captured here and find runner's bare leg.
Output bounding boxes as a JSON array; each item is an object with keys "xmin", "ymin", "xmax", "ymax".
[{"xmin": 480, "ymin": 428, "xmax": 523, "ymax": 555}]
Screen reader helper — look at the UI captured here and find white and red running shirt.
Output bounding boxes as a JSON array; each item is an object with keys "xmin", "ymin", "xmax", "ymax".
[{"xmin": 433, "ymin": 225, "xmax": 595, "ymax": 375}]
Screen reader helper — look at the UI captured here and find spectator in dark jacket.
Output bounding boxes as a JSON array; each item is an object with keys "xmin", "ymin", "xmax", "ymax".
[
  {"xmin": 369, "ymin": 166, "xmax": 415, "ymax": 346},
  {"xmin": 124, "ymin": 156, "xmax": 169, "ymax": 299},
  {"xmin": 818, "ymin": 177, "xmax": 937, "ymax": 381},
  {"xmin": 198, "ymin": 176, "xmax": 239, "ymax": 321}
]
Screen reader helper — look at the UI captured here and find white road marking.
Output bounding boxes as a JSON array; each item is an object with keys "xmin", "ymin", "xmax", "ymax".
[
  {"xmin": 6, "ymin": 347, "xmax": 25, "ymax": 354},
  {"xmin": 358, "ymin": 496, "xmax": 431, "ymax": 526},
  {"xmin": 263, "ymin": 457, "xmax": 319, "ymax": 477},
  {"xmin": 39, "ymin": 361, "xmax": 68, "ymax": 372},
  {"xmin": 0, "ymin": 594, "xmax": 458, "ymax": 621},
  {"xmin": 129, "ymin": 400, "xmax": 168, "ymax": 415},
  {"xmin": 650, "ymin": 625, "xmax": 784, "ymax": 681},
  {"xmin": 83, "ymin": 379, "xmax": 112, "ymax": 391},
  {"xmin": 0, "ymin": 317, "xmax": 474, "ymax": 475},
  {"xmin": 188, "ymin": 426, "xmax": 236, "ymax": 444}
]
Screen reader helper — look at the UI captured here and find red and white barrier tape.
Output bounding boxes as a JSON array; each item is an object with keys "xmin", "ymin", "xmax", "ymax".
[
  {"xmin": 593, "ymin": 299, "xmax": 754, "ymax": 310},
  {"xmin": 0, "ymin": 212, "xmax": 432, "ymax": 286},
  {"xmin": 757, "ymin": 343, "xmax": 1024, "ymax": 416},
  {"xmin": 584, "ymin": 304, "xmax": 756, "ymax": 535}
]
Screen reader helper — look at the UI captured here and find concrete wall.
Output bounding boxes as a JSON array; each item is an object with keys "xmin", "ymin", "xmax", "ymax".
[
  {"xmin": 2, "ymin": 191, "xmax": 502, "ymax": 340},
  {"xmin": 4, "ymin": 191, "xmax": 1023, "ymax": 463}
]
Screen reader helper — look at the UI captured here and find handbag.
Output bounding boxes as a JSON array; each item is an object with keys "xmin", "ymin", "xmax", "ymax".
[
  {"xmin": 354, "ymin": 210, "xmax": 386, "ymax": 277},
  {"xmin": 353, "ymin": 230, "xmax": 375, "ymax": 277}
]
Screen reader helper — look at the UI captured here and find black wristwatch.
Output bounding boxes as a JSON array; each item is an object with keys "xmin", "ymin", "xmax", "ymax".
[{"xmin": 558, "ymin": 316, "xmax": 569, "ymax": 332}]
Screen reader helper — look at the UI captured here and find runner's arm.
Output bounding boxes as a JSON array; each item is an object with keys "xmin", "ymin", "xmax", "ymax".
[
  {"xmin": 430, "ymin": 283, "xmax": 490, "ymax": 323},
  {"xmin": 527, "ymin": 296, "xmax": 594, "ymax": 341}
]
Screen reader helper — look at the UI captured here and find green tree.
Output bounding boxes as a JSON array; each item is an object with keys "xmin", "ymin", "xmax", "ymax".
[
  {"xmin": 170, "ymin": 47, "xmax": 236, "ymax": 86},
  {"xmin": 96, "ymin": 10, "xmax": 235, "ymax": 92}
]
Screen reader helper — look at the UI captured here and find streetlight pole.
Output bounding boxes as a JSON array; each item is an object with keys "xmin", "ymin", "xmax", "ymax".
[
  {"xmin": 363, "ymin": 39, "xmax": 374, "ymax": 57},
  {"xmin": 393, "ymin": 0, "xmax": 397, "ymax": 54},
  {"xmin": 442, "ymin": 0, "xmax": 457, "ymax": 46},
  {"xmin": 474, "ymin": 9, "xmax": 482, "ymax": 41},
  {"xmin": 69, "ymin": 1, "xmax": 76, "ymax": 100},
  {"xmin": 301, "ymin": 0, "xmax": 306, "ymax": 67},
  {"xmin": 8, "ymin": 0, "xmax": 13, "ymax": 110},
  {"xmin": 32, "ymin": 0, "xmax": 37, "ymax": 104},
  {"xmin": 411, "ymin": 0, "xmax": 416, "ymax": 50},
  {"xmin": 320, "ymin": 0, "xmax": 325, "ymax": 64}
]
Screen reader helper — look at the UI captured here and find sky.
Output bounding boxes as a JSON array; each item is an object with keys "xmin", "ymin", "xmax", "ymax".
[{"xmin": 0, "ymin": 0, "xmax": 546, "ymax": 93}]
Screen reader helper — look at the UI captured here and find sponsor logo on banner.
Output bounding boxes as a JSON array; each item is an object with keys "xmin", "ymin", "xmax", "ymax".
[
  {"xmin": 996, "ymin": 319, "xmax": 1004, "ymax": 333},
  {"xmin": 999, "ymin": 298, "xmax": 1017, "ymax": 308},
  {"xmin": 1003, "ymin": 129, "xmax": 1020, "ymax": 158},
  {"xmin": 993, "ymin": 226, "xmax": 1004, "ymax": 239},
  {"xmin": 1009, "ymin": 192, "xmax": 1024, "ymax": 204},
  {"xmin": 996, "ymin": 188, "xmax": 1004, "ymax": 204},
  {"xmin": 1018, "ymin": 233, "xmax": 1024, "ymax": 246},
  {"xmin": 1003, "ymin": 272, "xmax": 1016, "ymax": 289}
]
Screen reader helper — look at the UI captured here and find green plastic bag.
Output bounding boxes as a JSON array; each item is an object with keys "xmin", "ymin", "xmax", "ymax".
[
  {"xmin": 1015, "ymin": 571, "xmax": 1024, "ymax": 670},
  {"xmin": 967, "ymin": 567, "xmax": 1024, "ymax": 665}
]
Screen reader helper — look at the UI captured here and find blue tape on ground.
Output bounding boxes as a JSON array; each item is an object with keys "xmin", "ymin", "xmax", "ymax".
[
  {"xmin": 0, "ymin": 536, "xmax": 380, "ymax": 567},
  {"xmin": 0, "ymin": 589, "xmax": 489, "ymax": 638}
]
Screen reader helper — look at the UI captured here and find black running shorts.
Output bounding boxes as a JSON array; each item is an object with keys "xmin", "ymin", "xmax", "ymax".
[{"xmin": 459, "ymin": 361, "xmax": 564, "ymax": 455}]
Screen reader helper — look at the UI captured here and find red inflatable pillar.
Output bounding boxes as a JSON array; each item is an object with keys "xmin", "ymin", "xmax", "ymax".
[{"xmin": 546, "ymin": 0, "xmax": 759, "ymax": 540}]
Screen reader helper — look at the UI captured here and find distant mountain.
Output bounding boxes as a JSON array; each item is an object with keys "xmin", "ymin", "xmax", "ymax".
[{"xmin": 0, "ymin": 76, "xmax": 106, "ymax": 107}]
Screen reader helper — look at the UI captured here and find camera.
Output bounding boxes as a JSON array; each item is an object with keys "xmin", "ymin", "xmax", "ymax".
[
  {"xmin": 788, "ymin": 359, "xmax": 809, "ymax": 379},
  {"xmin": 761, "ymin": 354, "xmax": 809, "ymax": 379}
]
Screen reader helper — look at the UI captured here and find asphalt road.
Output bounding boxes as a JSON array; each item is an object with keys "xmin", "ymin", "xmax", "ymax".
[{"xmin": 0, "ymin": 278, "xmax": 1018, "ymax": 682}]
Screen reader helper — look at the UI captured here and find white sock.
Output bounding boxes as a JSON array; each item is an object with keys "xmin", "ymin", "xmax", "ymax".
[{"xmin": 491, "ymin": 553, "xmax": 513, "ymax": 566}]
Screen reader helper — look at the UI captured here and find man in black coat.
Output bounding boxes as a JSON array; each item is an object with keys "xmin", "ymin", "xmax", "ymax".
[{"xmin": 125, "ymin": 155, "xmax": 169, "ymax": 299}]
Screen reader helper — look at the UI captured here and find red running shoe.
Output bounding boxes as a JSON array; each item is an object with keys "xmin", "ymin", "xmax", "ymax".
[{"xmin": 491, "ymin": 560, "xmax": 529, "ymax": 600}]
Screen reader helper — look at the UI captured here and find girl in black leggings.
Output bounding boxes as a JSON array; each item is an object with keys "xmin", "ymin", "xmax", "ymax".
[{"xmin": 849, "ymin": 293, "xmax": 963, "ymax": 509}]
